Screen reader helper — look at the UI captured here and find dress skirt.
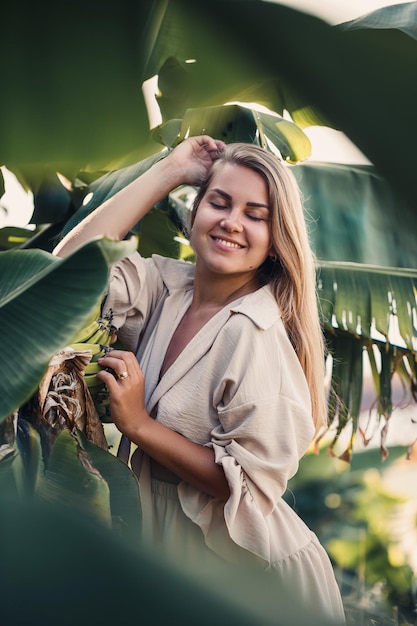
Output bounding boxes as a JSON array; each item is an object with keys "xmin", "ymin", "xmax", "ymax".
[{"xmin": 148, "ymin": 478, "xmax": 345, "ymax": 625}]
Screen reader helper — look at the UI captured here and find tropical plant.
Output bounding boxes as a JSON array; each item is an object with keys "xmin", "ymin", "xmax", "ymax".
[
  {"xmin": 3, "ymin": 1, "xmax": 417, "ymax": 463},
  {"xmin": 286, "ymin": 445, "xmax": 417, "ymax": 624},
  {"xmin": 2, "ymin": 2, "xmax": 417, "ymax": 623},
  {"xmin": 0, "ymin": 234, "xmax": 145, "ymax": 540}
]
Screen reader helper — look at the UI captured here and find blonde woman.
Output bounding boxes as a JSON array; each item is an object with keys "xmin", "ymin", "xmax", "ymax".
[{"xmin": 54, "ymin": 136, "xmax": 344, "ymax": 624}]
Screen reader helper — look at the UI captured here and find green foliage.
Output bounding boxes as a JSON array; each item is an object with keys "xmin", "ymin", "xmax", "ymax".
[
  {"xmin": 37, "ymin": 429, "xmax": 113, "ymax": 527},
  {"xmin": 293, "ymin": 162, "xmax": 417, "ymax": 269},
  {"xmin": 287, "ymin": 448, "xmax": 417, "ymax": 623},
  {"xmin": 0, "ymin": 492, "xmax": 287, "ymax": 626},
  {"xmin": 0, "ymin": 235, "xmax": 143, "ymax": 547},
  {"xmin": 172, "ymin": 104, "xmax": 312, "ymax": 163},
  {"xmin": 0, "ymin": 236, "xmax": 137, "ymax": 422},
  {"xmin": 0, "ymin": 0, "xmax": 155, "ymax": 166},
  {"xmin": 1, "ymin": 3, "xmax": 417, "ymax": 621}
]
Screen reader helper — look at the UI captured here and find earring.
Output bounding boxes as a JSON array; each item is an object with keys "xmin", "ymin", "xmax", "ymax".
[{"xmin": 270, "ymin": 254, "xmax": 278, "ymax": 262}]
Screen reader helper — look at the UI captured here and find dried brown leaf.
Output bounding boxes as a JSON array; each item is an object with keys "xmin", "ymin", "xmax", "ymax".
[{"xmin": 37, "ymin": 348, "xmax": 108, "ymax": 451}]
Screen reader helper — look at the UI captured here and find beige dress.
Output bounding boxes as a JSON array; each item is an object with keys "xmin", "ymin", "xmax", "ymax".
[{"xmin": 104, "ymin": 253, "xmax": 345, "ymax": 624}]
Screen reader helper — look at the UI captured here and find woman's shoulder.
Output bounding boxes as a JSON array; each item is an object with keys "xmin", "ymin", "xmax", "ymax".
[
  {"xmin": 114, "ymin": 251, "xmax": 195, "ymax": 293},
  {"xmin": 150, "ymin": 254, "xmax": 195, "ymax": 291},
  {"xmin": 221, "ymin": 286, "xmax": 301, "ymax": 370},
  {"xmin": 229, "ymin": 284, "xmax": 281, "ymax": 330}
]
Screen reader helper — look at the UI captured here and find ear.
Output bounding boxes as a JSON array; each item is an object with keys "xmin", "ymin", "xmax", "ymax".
[{"xmin": 268, "ymin": 248, "xmax": 277, "ymax": 262}]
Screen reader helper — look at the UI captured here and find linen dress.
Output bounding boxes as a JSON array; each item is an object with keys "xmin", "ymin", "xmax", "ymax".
[{"xmin": 103, "ymin": 252, "xmax": 345, "ymax": 624}]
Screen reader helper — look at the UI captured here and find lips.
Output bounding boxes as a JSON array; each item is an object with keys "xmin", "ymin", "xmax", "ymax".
[{"xmin": 211, "ymin": 236, "xmax": 244, "ymax": 249}]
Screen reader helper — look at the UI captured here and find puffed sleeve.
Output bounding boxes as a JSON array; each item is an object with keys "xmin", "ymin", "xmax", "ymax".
[
  {"xmin": 103, "ymin": 253, "xmax": 195, "ymax": 353},
  {"xmin": 178, "ymin": 312, "xmax": 315, "ymax": 564},
  {"xmin": 102, "ymin": 252, "xmax": 166, "ymax": 353}
]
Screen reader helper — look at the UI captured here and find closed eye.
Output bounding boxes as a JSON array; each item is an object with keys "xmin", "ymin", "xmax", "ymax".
[
  {"xmin": 247, "ymin": 214, "xmax": 265, "ymax": 222},
  {"xmin": 246, "ymin": 211, "xmax": 271, "ymax": 222},
  {"xmin": 209, "ymin": 201, "xmax": 228, "ymax": 209}
]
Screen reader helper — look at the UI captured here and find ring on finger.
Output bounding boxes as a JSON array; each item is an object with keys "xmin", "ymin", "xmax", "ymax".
[{"xmin": 118, "ymin": 371, "xmax": 129, "ymax": 380}]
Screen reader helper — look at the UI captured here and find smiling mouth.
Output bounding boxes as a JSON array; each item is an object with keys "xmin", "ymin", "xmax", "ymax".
[{"xmin": 212, "ymin": 237, "xmax": 244, "ymax": 249}]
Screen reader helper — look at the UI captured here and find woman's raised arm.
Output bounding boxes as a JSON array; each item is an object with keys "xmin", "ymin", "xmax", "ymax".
[{"xmin": 53, "ymin": 135, "xmax": 225, "ymax": 258}]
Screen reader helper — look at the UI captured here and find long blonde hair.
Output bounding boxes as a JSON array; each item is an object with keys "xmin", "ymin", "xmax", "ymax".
[{"xmin": 191, "ymin": 143, "xmax": 327, "ymax": 433}]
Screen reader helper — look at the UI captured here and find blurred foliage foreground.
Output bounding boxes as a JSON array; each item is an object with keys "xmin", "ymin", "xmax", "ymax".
[
  {"xmin": 2, "ymin": 2, "xmax": 417, "ymax": 625},
  {"xmin": 287, "ymin": 445, "xmax": 417, "ymax": 625}
]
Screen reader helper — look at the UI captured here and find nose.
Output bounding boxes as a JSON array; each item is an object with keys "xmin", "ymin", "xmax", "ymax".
[{"xmin": 220, "ymin": 209, "xmax": 243, "ymax": 232}]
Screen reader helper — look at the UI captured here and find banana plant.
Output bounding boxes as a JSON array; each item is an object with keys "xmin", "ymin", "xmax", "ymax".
[
  {"xmin": 0, "ymin": 235, "xmax": 143, "ymax": 540},
  {"xmin": 142, "ymin": 1, "xmax": 417, "ymax": 209},
  {"xmin": 6, "ymin": 105, "xmax": 417, "ymax": 461},
  {"xmin": 3, "ymin": 3, "xmax": 417, "ymax": 620},
  {"xmin": 138, "ymin": 0, "xmax": 417, "ymax": 460},
  {"xmin": 2, "ymin": 0, "xmax": 417, "ymax": 462},
  {"xmin": 41, "ymin": 109, "xmax": 417, "ymax": 461}
]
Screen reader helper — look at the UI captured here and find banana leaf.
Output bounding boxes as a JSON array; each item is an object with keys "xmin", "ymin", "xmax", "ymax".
[
  {"xmin": 320, "ymin": 261, "xmax": 417, "ymax": 458},
  {"xmin": 293, "ymin": 161, "xmax": 417, "ymax": 269},
  {"xmin": 0, "ymin": 0, "xmax": 156, "ymax": 167},
  {"xmin": 77, "ymin": 430, "xmax": 142, "ymax": 541},
  {"xmin": 0, "ymin": 496, "xmax": 299, "ymax": 626},
  {"xmin": 319, "ymin": 262, "xmax": 417, "ymax": 350},
  {"xmin": 173, "ymin": 104, "xmax": 312, "ymax": 164},
  {"xmin": 3, "ymin": 399, "xmax": 141, "ymax": 541},
  {"xmin": 60, "ymin": 151, "xmax": 168, "ymax": 237},
  {"xmin": 1, "ymin": 0, "xmax": 416, "ymax": 214},
  {"xmin": 341, "ymin": 1, "xmax": 417, "ymax": 40},
  {"xmin": 144, "ymin": 1, "xmax": 417, "ymax": 214},
  {"xmin": 0, "ymin": 236, "xmax": 137, "ymax": 423},
  {"xmin": 0, "ymin": 226, "xmax": 39, "ymax": 251},
  {"xmin": 143, "ymin": 1, "xmax": 331, "ymax": 128},
  {"xmin": 37, "ymin": 429, "xmax": 112, "ymax": 527}
]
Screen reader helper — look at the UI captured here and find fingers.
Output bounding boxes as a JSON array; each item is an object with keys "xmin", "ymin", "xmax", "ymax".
[
  {"xmin": 196, "ymin": 135, "xmax": 226, "ymax": 158},
  {"xmin": 198, "ymin": 135, "xmax": 225, "ymax": 152},
  {"xmin": 97, "ymin": 350, "xmax": 139, "ymax": 384}
]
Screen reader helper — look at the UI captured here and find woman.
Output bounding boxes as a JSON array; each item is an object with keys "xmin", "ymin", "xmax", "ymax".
[{"xmin": 54, "ymin": 136, "xmax": 345, "ymax": 623}]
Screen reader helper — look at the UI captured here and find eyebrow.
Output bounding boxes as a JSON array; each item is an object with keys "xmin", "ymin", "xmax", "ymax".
[{"xmin": 211, "ymin": 188, "xmax": 269, "ymax": 210}]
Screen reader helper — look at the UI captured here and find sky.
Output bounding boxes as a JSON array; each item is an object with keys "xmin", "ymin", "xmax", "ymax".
[
  {"xmin": 0, "ymin": 0, "xmax": 412, "ymax": 227},
  {"xmin": 269, "ymin": 0, "xmax": 409, "ymax": 24}
]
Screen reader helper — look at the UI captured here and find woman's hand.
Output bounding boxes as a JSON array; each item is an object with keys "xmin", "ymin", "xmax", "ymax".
[
  {"xmin": 166, "ymin": 135, "xmax": 226, "ymax": 187},
  {"xmin": 97, "ymin": 349, "xmax": 230, "ymax": 501},
  {"xmin": 96, "ymin": 349, "xmax": 150, "ymax": 440}
]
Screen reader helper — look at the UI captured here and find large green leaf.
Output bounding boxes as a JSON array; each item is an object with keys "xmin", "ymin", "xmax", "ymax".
[
  {"xmin": 319, "ymin": 262, "xmax": 417, "ymax": 351},
  {"xmin": 0, "ymin": 495, "xmax": 300, "ymax": 626},
  {"xmin": 2, "ymin": 0, "xmax": 416, "ymax": 199},
  {"xmin": 293, "ymin": 161, "xmax": 417, "ymax": 269},
  {"xmin": 0, "ymin": 236, "xmax": 137, "ymax": 422},
  {"xmin": 61, "ymin": 151, "xmax": 169, "ymax": 237},
  {"xmin": 0, "ymin": 0, "xmax": 156, "ymax": 167},
  {"xmin": 319, "ymin": 261, "xmax": 417, "ymax": 458},
  {"xmin": 176, "ymin": 104, "xmax": 312, "ymax": 164},
  {"xmin": 144, "ymin": 1, "xmax": 417, "ymax": 213},
  {"xmin": 77, "ymin": 430, "xmax": 142, "ymax": 541},
  {"xmin": 341, "ymin": 1, "xmax": 417, "ymax": 41},
  {"xmin": 0, "ymin": 226, "xmax": 39, "ymax": 251},
  {"xmin": 144, "ymin": 1, "xmax": 329, "ymax": 127},
  {"xmin": 37, "ymin": 429, "xmax": 112, "ymax": 527}
]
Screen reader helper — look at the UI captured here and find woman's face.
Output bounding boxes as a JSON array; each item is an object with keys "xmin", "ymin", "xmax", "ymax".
[{"xmin": 190, "ymin": 163, "xmax": 274, "ymax": 282}]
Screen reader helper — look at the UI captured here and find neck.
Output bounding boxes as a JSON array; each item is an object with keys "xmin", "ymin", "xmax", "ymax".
[{"xmin": 191, "ymin": 267, "xmax": 260, "ymax": 310}]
